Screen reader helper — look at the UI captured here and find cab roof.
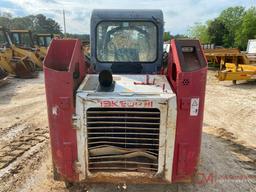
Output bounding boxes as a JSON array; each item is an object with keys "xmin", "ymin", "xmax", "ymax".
[{"xmin": 91, "ymin": 9, "xmax": 163, "ymax": 22}]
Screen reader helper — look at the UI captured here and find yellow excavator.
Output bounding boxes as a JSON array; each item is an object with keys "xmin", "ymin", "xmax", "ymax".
[
  {"xmin": 34, "ymin": 33, "xmax": 53, "ymax": 56},
  {"xmin": 9, "ymin": 29, "xmax": 43, "ymax": 67},
  {"xmin": 0, "ymin": 26, "xmax": 37, "ymax": 78}
]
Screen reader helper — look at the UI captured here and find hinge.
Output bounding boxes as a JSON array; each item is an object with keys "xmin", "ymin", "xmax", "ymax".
[{"xmin": 72, "ymin": 114, "xmax": 80, "ymax": 130}]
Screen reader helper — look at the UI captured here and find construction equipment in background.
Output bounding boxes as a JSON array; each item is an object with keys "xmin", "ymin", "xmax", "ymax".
[
  {"xmin": 44, "ymin": 9, "xmax": 208, "ymax": 187},
  {"xmin": 9, "ymin": 29, "xmax": 43, "ymax": 67},
  {"xmin": 216, "ymin": 40, "xmax": 256, "ymax": 84},
  {"xmin": 216, "ymin": 63, "xmax": 256, "ymax": 84},
  {"xmin": 34, "ymin": 33, "xmax": 53, "ymax": 56},
  {"xmin": 204, "ymin": 48, "xmax": 250, "ymax": 68},
  {"xmin": 82, "ymin": 39, "xmax": 90, "ymax": 57},
  {"xmin": 0, "ymin": 26, "xmax": 37, "ymax": 78},
  {"xmin": 0, "ymin": 67, "xmax": 8, "ymax": 86}
]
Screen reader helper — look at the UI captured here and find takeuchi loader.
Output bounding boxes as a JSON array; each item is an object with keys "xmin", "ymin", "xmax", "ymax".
[
  {"xmin": 44, "ymin": 9, "xmax": 207, "ymax": 187},
  {"xmin": 0, "ymin": 26, "xmax": 37, "ymax": 78}
]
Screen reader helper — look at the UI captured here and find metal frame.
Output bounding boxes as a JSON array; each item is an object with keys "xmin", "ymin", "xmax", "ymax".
[
  {"xmin": 75, "ymin": 74, "xmax": 177, "ymax": 183},
  {"xmin": 90, "ymin": 9, "xmax": 164, "ymax": 74}
]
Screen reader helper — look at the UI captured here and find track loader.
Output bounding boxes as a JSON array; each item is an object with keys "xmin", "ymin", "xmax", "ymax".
[{"xmin": 44, "ymin": 9, "xmax": 208, "ymax": 187}]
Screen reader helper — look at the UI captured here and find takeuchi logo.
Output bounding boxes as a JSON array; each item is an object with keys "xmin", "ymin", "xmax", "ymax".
[{"xmin": 100, "ymin": 100, "xmax": 153, "ymax": 108}]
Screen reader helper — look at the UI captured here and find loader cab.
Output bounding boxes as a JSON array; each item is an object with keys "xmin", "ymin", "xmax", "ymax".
[
  {"xmin": 90, "ymin": 9, "xmax": 164, "ymax": 74},
  {"xmin": 35, "ymin": 34, "xmax": 53, "ymax": 47},
  {"xmin": 10, "ymin": 30, "xmax": 34, "ymax": 49},
  {"xmin": 0, "ymin": 27, "xmax": 11, "ymax": 49}
]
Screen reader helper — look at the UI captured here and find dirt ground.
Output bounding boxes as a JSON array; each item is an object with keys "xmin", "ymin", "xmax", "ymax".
[{"xmin": 0, "ymin": 71, "xmax": 255, "ymax": 192}]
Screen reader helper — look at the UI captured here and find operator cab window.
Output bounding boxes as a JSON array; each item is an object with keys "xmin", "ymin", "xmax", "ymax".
[
  {"xmin": 45, "ymin": 37, "xmax": 52, "ymax": 47},
  {"xmin": 38, "ymin": 37, "xmax": 45, "ymax": 46},
  {"xmin": 0, "ymin": 31, "xmax": 7, "ymax": 48},
  {"xmin": 12, "ymin": 33, "xmax": 20, "ymax": 45},
  {"xmin": 96, "ymin": 21, "xmax": 157, "ymax": 63},
  {"xmin": 13, "ymin": 33, "xmax": 33, "ymax": 48}
]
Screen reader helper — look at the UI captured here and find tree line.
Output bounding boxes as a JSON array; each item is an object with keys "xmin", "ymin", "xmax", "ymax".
[
  {"xmin": 188, "ymin": 6, "xmax": 256, "ymax": 50},
  {"xmin": 0, "ymin": 12, "xmax": 89, "ymax": 41},
  {"xmin": 0, "ymin": 12, "xmax": 62, "ymax": 34}
]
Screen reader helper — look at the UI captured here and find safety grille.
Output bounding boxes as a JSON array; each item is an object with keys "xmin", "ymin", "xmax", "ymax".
[{"xmin": 87, "ymin": 108, "xmax": 160, "ymax": 173}]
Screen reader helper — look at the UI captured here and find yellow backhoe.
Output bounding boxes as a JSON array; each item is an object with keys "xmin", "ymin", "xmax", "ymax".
[
  {"xmin": 9, "ymin": 29, "xmax": 43, "ymax": 67},
  {"xmin": 34, "ymin": 33, "xmax": 53, "ymax": 57},
  {"xmin": 0, "ymin": 26, "xmax": 37, "ymax": 78}
]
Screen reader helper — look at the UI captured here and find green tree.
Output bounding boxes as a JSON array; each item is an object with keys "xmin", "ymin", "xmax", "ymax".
[
  {"xmin": 218, "ymin": 6, "xmax": 245, "ymax": 47},
  {"xmin": 0, "ymin": 17, "xmax": 11, "ymax": 28},
  {"xmin": 208, "ymin": 19, "xmax": 229, "ymax": 46},
  {"xmin": 0, "ymin": 14, "xmax": 62, "ymax": 34},
  {"xmin": 164, "ymin": 32, "xmax": 171, "ymax": 41},
  {"xmin": 235, "ymin": 7, "xmax": 256, "ymax": 50},
  {"xmin": 188, "ymin": 22, "xmax": 209, "ymax": 44},
  {"xmin": 32, "ymin": 14, "xmax": 62, "ymax": 34},
  {"xmin": 10, "ymin": 16, "xmax": 33, "ymax": 29},
  {"xmin": 173, "ymin": 34, "xmax": 188, "ymax": 39}
]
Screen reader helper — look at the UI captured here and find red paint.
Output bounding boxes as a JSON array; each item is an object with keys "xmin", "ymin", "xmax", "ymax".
[
  {"xmin": 44, "ymin": 39, "xmax": 207, "ymax": 183},
  {"xmin": 166, "ymin": 39, "xmax": 207, "ymax": 182},
  {"xmin": 44, "ymin": 39, "xmax": 88, "ymax": 181}
]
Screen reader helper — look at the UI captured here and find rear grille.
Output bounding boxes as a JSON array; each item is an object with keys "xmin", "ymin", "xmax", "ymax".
[{"xmin": 87, "ymin": 108, "xmax": 160, "ymax": 173}]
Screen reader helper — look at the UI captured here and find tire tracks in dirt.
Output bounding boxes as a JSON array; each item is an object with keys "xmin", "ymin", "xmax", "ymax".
[{"xmin": 0, "ymin": 124, "xmax": 49, "ymax": 192}]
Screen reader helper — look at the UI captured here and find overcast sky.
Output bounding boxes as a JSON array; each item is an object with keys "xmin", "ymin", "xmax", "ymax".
[{"xmin": 0, "ymin": 0, "xmax": 255, "ymax": 34}]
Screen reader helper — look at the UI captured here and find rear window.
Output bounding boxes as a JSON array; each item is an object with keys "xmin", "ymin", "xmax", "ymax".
[{"xmin": 96, "ymin": 21, "xmax": 157, "ymax": 63}]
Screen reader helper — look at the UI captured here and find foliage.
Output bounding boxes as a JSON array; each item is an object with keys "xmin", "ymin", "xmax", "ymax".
[
  {"xmin": 164, "ymin": 32, "xmax": 171, "ymax": 41},
  {"xmin": 164, "ymin": 32, "xmax": 188, "ymax": 42},
  {"xmin": 235, "ymin": 7, "xmax": 256, "ymax": 50},
  {"xmin": 0, "ymin": 13, "xmax": 90, "ymax": 41},
  {"xmin": 208, "ymin": 19, "xmax": 228, "ymax": 46},
  {"xmin": 188, "ymin": 22, "xmax": 209, "ymax": 44},
  {"xmin": 217, "ymin": 6, "xmax": 245, "ymax": 47},
  {"xmin": 0, "ymin": 13, "xmax": 62, "ymax": 34},
  {"xmin": 188, "ymin": 6, "xmax": 256, "ymax": 50},
  {"xmin": 66, "ymin": 33, "xmax": 90, "ymax": 41}
]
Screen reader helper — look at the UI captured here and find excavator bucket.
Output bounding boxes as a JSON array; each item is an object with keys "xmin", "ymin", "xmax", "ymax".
[
  {"xmin": 0, "ymin": 49, "xmax": 38, "ymax": 78},
  {"xmin": 11, "ymin": 57, "xmax": 38, "ymax": 78}
]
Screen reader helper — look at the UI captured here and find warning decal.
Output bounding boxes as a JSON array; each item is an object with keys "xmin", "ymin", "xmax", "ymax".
[{"xmin": 190, "ymin": 98, "xmax": 200, "ymax": 116}]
